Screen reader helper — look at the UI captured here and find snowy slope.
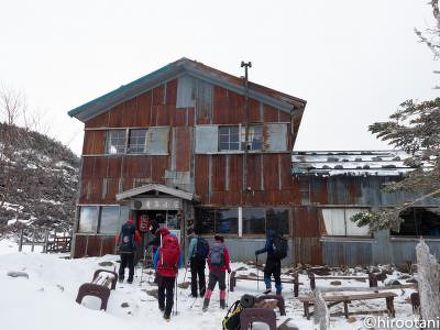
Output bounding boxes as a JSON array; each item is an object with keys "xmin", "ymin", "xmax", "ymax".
[{"xmin": 0, "ymin": 240, "xmax": 419, "ymax": 330}]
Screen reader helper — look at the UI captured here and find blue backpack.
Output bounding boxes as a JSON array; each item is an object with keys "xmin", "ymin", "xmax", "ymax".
[{"xmin": 195, "ymin": 237, "xmax": 209, "ymax": 259}]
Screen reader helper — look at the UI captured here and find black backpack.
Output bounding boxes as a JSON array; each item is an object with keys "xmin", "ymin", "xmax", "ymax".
[
  {"xmin": 272, "ymin": 235, "xmax": 288, "ymax": 259},
  {"xmin": 222, "ymin": 295, "xmax": 256, "ymax": 330},
  {"xmin": 119, "ymin": 223, "xmax": 136, "ymax": 252}
]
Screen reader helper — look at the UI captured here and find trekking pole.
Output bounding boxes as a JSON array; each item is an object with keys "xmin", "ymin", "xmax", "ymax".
[
  {"xmin": 174, "ymin": 277, "xmax": 178, "ymax": 315},
  {"xmin": 227, "ymin": 271, "xmax": 230, "ymax": 307},
  {"xmin": 139, "ymin": 248, "xmax": 147, "ymax": 286},
  {"xmin": 256, "ymin": 255, "xmax": 259, "ymax": 291}
]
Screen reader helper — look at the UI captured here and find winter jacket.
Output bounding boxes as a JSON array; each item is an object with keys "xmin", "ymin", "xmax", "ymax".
[
  {"xmin": 255, "ymin": 230, "xmax": 277, "ymax": 259},
  {"xmin": 116, "ymin": 220, "xmax": 141, "ymax": 253},
  {"xmin": 207, "ymin": 242, "xmax": 231, "ymax": 273},
  {"xmin": 188, "ymin": 235, "xmax": 197, "ymax": 259}
]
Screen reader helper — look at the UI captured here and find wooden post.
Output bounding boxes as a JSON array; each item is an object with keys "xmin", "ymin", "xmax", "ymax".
[
  {"xmin": 43, "ymin": 230, "xmax": 49, "ymax": 253},
  {"xmin": 293, "ymin": 272, "xmax": 299, "ymax": 297},
  {"xmin": 309, "ymin": 272, "xmax": 316, "ymax": 290},
  {"xmin": 368, "ymin": 273, "xmax": 378, "ymax": 287},
  {"xmin": 31, "ymin": 230, "xmax": 35, "ymax": 252},
  {"xmin": 18, "ymin": 228, "xmax": 24, "ymax": 252}
]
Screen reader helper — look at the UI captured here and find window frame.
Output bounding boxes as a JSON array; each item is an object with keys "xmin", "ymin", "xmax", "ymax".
[
  {"xmin": 218, "ymin": 125, "xmax": 240, "ymax": 152},
  {"xmin": 105, "ymin": 129, "xmax": 127, "ymax": 155},
  {"xmin": 320, "ymin": 207, "xmax": 372, "ymax": 238},
  {"xmin": 128, "ymin": 129, "xmax": 148, "ymax": 154},
  {"xmin": 195, "ymin": 207, "xmax": 290, "ymax": 237},
  {"xmin": 77, "ymin": 205, "xmax": 128, "ymax": 235}
]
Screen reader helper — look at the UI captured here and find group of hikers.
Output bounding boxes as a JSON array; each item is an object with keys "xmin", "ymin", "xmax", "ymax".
[{"xmin": 116, "ymin": 216, "xmax": 286, "ymax": 321}]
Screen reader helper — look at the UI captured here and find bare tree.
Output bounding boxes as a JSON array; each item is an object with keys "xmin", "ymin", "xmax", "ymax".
[{"xmin": 0, "ymin": 85, "xmax": 29, "ymax": 208}]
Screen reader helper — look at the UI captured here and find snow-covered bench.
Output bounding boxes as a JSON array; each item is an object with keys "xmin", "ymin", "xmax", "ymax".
[
  {"xmin": 298, "ymin": 291, "xmax": 397, "ymax": 319},
  {"xmin": 307, "ymin": 271, "xmax": 378, "ymax": 290},
  {"xmin": 229, "ymin": 271, "xmax": 301, "ymax": 297},
  {"xmin": 75, "ymin": 269, "xmax": 118, "ymax": 311}
]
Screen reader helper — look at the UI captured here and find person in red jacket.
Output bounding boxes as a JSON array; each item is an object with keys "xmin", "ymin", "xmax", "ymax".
[
  {"xmin": 115, "ymin": 217, "xmax": 141, "ymax": 284},
  {"xmin": 202, "ymin": 235, "xmax": 231, "ymax": 311}
]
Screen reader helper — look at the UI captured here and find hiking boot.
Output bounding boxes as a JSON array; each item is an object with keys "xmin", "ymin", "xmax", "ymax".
[
  {"xmin": 202, "ymin": 298, "xmax": 210, "ymax": 312},
  {"xmin": 220, "ymin": 299, "xmax": 226, "ymax": 309},
  {"xmin": 163, "ymin": 313, "xmax": 170, "ymax": 321},
  {"xmin": 127, "ymin": 278, "xmax": 133, "ymax": 284},
  {"xmin": 118, "ymin": 277, "xmax": 124, "ymax": 283},
  {"xmin": 263, "ymin": 288, "xmax": 272, "ymax": 294}
]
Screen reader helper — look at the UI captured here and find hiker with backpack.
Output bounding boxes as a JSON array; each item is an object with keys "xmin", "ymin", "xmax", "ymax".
[
  {"xmin": 255, "ymin": 229, "xmax": 287, "ymax": 295},
  {"xmin": 203, "ymin": 235, "xmax": 231, "ymax": 311},
  {"xmin": 187, "ymin": 228, "xmax": 209, "ymax": 297},
  {"xmin": 153, "ymin": 228, "xmax": 182, "ymax": 321},
  {"xmin": 116, "ymin": 216, "xmax": 141, "ymax": 284}
]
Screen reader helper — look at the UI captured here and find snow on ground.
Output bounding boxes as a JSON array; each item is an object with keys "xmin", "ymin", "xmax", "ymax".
[{"xmin": 0, "ymin": 239, "xmax": 419, "ymax": 330}]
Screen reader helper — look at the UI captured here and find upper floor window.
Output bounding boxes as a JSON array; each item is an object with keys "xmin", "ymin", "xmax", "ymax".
[
  {"xmin": 219, "ymin": 126, "xmax": 240, "ymax": 151},
  {"xmin": 241, "ymin": 125, "xmax": 263, "ymax": 151},
  {"xmin": 128, "ymin": 129, "xmax": 148, "ymax": 153},
  {"xmin": 106, "ymin": 130, "xmax": 126, "ymax": 154}
]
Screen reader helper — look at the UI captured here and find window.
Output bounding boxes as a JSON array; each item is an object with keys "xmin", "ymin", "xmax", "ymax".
[
  {"xmin": 241, "ymin": 125, "xmax": 263, "ymax": 151},
  {"xmin": 99, "ymin": 206, "xmax": 122, "ymax": 234},
  {"xmin": 196, "ymin": 208, "xmax": 215, "ymax": 234},
  {"xmin": 321, "ymin": 208, "xmax": 370, "ymax": 236},
  {"xmin": 242, "ymin": 208, "xmax": 266, "ymax": 234},
  {"xmin": 120, "ymin": 206, "xmax": 129, "ymax": 224},
  {"xmin": 128, "ymin": 129, "xmax": 147, "ymax": 153},
  {"xmin": 391, "ymin": 207, "xmax": 440, "ymax": 237},
  {"xmin": 195, "ymin": 208, "xmax": 238, "ymax": 234},
  {"xmin": 266, "ymin": 208, "xmax": 289, "ymax": 235},
  {"xmin": 106, "ymin": 130, "xmax": 126, "ymax": 154},
  {"xmin": 78, "ymin": 206, "xmax": 129, "ymax": 234},
  {"xmin": 219, "ymin": 126, "xmax": 240, "ymax": 151},
  {"xmin": 78, "ymin": 206, "xmax": 99, "ymax": 233},
  {"xmin": 216, "ymin": 209, "xmax": 239, "ymax": 234}
]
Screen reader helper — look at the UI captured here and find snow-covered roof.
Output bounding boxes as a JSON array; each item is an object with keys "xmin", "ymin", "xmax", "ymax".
[{"xmin": 291, "ymin": 150, "xmax": 418, "ymax": 177}]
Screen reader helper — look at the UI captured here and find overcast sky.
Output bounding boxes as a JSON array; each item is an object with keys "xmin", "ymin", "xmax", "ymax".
[{"xmin": 0, "ymin": 0, "xmax": 438, "ymax": 155}]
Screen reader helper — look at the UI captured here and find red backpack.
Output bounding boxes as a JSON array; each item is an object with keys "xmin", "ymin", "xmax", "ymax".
[{"xmin": 157, "ymin": 234, "xmax": 180, "ymax": 277}]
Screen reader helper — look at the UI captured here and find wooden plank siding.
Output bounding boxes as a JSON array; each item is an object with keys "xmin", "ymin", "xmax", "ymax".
[{"xmin": 79, "ymin": 77, "xmax": 301, "ymax": 208}]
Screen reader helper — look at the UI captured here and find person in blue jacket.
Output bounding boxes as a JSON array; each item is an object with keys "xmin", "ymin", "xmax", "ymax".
[{"xmin": 255, "ymin": 229, "xmax": 282, "ymax": 295}]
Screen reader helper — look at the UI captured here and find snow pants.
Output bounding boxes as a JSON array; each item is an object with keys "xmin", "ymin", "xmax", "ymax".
[
  {"xmin": 190, "ymin": 256, "xmax": 206, "ymax": 297},
  {"xmin": 158, "ymin": 275, "xmax": 175, "ymax": 317},
  {"xmin": 119, "ymin": 252, "xmax": 135, "ymax": 282},
  {"xmin": 264, "ymin": 257, "xmax": 282, "ymax": 294}
]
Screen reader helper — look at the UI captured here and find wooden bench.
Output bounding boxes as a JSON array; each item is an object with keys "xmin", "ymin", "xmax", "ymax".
[
  {"xmin": 298, "ymin": 292, "xmax": 397, "ymax": 319},
  {"xmin": 240, "ymin": 308, "xmax": 277, "ymax": 330},
  {"xmin": 308, "ymin": 272, "xmax": 378, "ymax": 290},
  {"xmin": 76, "ymin": 269, "xmax": 118, "ymax": 311},
  {"xmin": 229, "ymin": 271, "xmax": 301, "ymax": 297}
]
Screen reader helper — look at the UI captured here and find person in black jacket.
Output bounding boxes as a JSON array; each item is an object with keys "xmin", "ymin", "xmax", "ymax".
[
  {"xmin": 255, "ymin": 229, "xmax": 282, "ymax": 295},
  {"xmin": 117, "ymin": 217, "xmax": 141, "ymax": 283}
]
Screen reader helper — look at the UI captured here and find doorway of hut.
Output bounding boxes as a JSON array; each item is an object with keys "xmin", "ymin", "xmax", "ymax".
[{"xmin": 132, "ymin": 210, "xmax": 181, "ymax": 266}]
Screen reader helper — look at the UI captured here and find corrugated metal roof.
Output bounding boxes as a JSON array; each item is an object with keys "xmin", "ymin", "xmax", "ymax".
[
  {"xmin": 291, "ymin": 150, "xmax": 428, "ymax": 176},
  {"xmin": 68, "ymin": 57, "xmax": 307, "ymax": 122}
]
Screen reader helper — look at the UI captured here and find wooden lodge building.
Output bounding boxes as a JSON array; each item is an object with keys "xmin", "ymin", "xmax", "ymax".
[{"xmin": 68, "ymin": 58, "xmax": 440, "ymax": 266}]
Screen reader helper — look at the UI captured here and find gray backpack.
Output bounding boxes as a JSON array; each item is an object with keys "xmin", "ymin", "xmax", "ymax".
[{"xmin": 209, "ymin": 242, "xmax": 225, "ymax": 267}]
